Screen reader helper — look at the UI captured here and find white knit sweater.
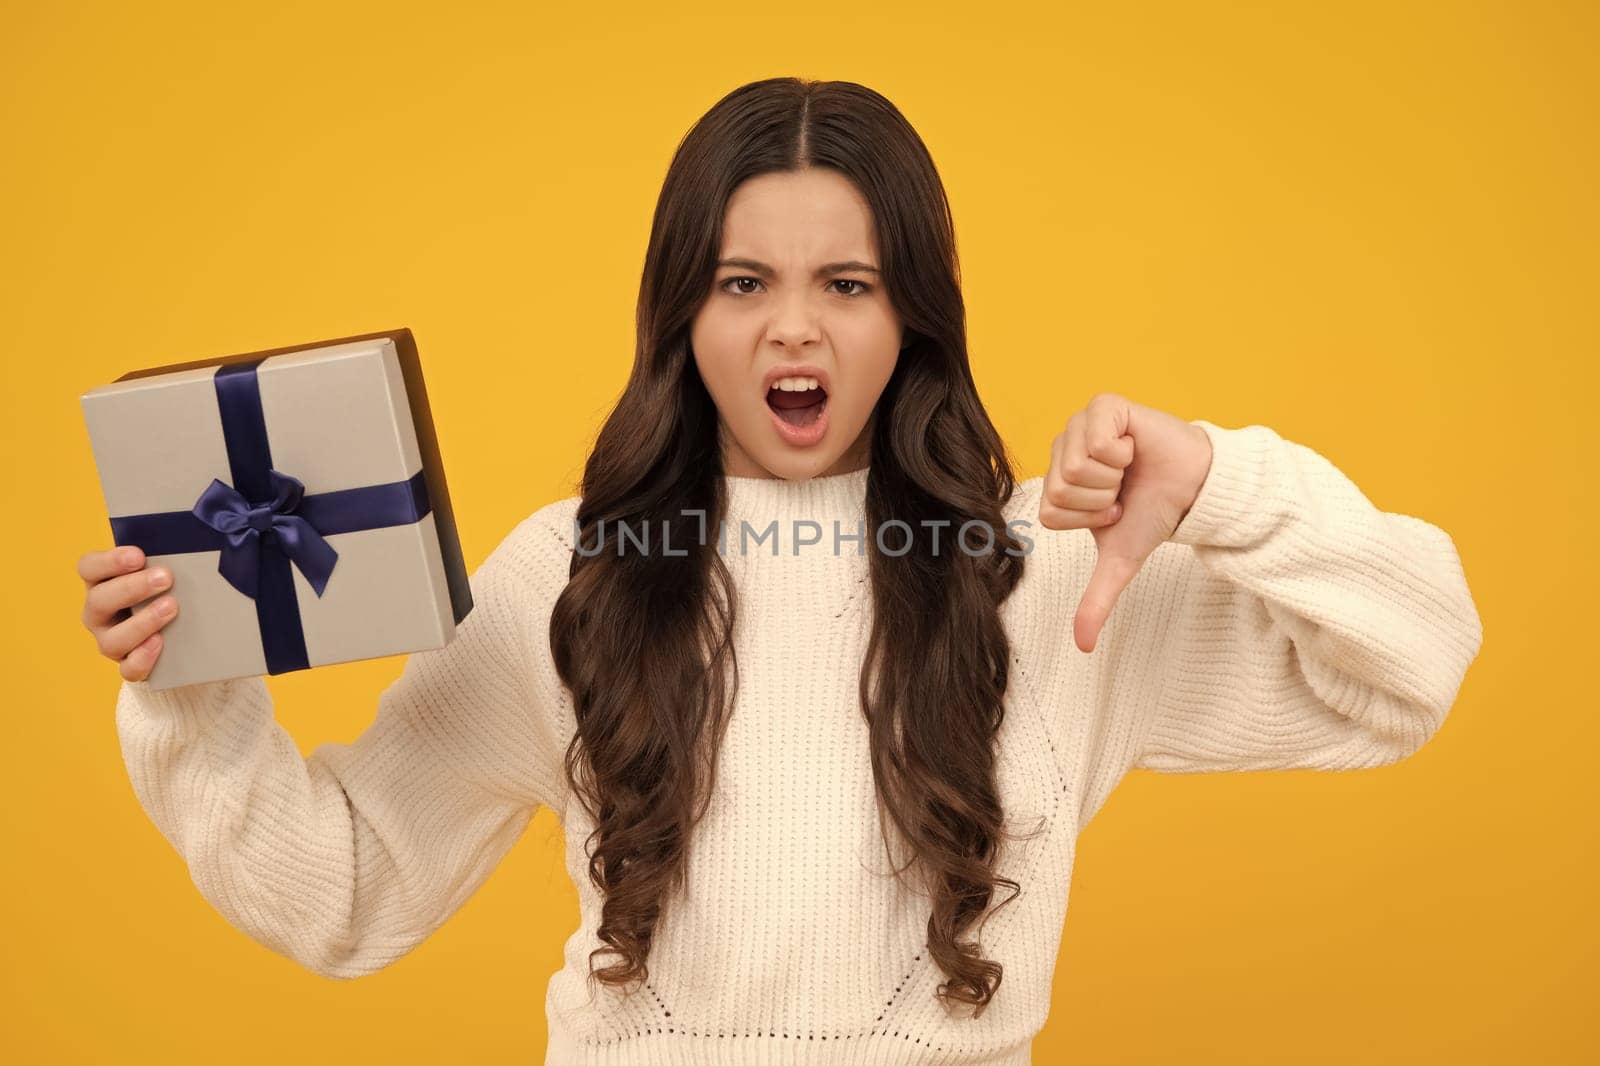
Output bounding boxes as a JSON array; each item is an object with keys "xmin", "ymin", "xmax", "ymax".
[{"xmin": 114, "ymin": 419, "xmax": 1483, "ymax": 1064}]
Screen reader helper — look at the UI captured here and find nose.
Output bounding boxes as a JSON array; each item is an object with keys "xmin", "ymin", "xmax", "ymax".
[{"xmin": 765, "ymin": 289, "xmax": 823, "ymax": 349}]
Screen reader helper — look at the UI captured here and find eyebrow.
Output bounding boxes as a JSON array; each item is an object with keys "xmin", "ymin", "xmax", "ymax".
[{"xmin": 715, "ymin": 257, "xmax": 881, "ymax": 278}]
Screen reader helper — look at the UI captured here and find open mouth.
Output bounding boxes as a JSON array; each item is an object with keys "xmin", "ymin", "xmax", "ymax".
[{"xmin": 765, "ymin": 378, "xmax": 828, "ymax": 427}]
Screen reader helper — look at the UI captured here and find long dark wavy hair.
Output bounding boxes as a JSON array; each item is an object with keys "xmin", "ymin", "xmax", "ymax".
[{"xmin": 548, "ymin": 77, "xmax": 1033, "ymax": 1016}]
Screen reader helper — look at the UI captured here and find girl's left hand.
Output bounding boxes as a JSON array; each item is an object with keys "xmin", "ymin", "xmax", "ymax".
[{"xmin": 1037, "ymin": 392, "xmax": 1215, "ymax": 654}]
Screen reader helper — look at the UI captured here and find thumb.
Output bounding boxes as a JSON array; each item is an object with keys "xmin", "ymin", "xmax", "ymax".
[{"xmin": 1074, "ymin": 551, "xmax": 1142, "ymax": 653}]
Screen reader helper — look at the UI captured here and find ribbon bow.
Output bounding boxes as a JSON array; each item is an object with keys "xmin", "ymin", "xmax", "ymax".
[{"xmin": 192, "ymin": 468, "xmax": 339, "ymax": 599}]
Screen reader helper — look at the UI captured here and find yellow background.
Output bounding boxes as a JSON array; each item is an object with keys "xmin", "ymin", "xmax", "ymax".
[{"xmin": 4, "ymin": 0, "xmax": 1593, "ymax": 1061}]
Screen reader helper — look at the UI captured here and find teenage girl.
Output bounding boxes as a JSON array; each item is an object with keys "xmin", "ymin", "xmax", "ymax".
[{"xmin": 76, "ymin": 78, "xmax": 1483, "ymax": 1065}]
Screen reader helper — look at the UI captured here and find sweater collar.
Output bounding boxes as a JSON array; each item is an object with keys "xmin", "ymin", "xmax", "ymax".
[{"xmin": 717, "ymin": 465, "xmax": 870, "ymax": 557}]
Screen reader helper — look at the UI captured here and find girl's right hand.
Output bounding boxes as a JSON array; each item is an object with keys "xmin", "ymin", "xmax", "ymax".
[{"xmin": 79, "ymin": 546, "xmax": 179, "ymax": 681}]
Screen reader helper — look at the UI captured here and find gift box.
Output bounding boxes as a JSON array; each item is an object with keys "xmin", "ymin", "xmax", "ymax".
[{"xmin": 80, "ymin": 328, "xmax": 473, "ymax": 690}]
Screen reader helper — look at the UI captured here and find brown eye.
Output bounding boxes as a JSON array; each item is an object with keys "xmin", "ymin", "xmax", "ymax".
[
  {"xmin": 831, "ymin": 279, "xmax": 871, "ymax": 297},
  {"xmin": 720, "ymin": 277, "xmax": 762, "ymax": 295}
]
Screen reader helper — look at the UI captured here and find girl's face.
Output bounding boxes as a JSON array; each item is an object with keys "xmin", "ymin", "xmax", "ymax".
[{"xmin": 690, "ymin": 167, "xmax": 904, "ymax": 480}]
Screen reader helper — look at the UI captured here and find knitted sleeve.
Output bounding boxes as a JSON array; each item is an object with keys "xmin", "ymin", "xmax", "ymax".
[
  {"xmin": 112, "ymin": 505, "xmax": 574, "ymax": 979},
  {"xmin": 1126, "ymin": 419, "xmax": 1484, "ymax": 773}
]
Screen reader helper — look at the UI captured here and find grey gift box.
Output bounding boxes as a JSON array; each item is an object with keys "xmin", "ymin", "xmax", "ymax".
[{"xmin": 80, "ymin": 328, "xmax": 472, "ymax": 690}]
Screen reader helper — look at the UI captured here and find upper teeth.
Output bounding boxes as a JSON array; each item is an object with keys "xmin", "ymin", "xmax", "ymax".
[{"xmin": 772, "ymin": 377, "xmax": 821, "ymax": 391}]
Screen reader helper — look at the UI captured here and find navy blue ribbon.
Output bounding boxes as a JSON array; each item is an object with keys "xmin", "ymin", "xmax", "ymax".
[{"xmin": 109, "ymin": 359, "xmax": 432, "ymax": 675}]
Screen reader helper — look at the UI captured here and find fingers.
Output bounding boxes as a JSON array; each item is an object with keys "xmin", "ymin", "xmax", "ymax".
[
  {"xmin": 105, "ymin": 598, "xmax": 179, "ymax": 681},
  {"xmin": 97, "ymin": 588, "xmax": 179, "ymax": 660},
  {"xmin": 78, "ymin": 545, "xmax": 144, "ymax": 587},
  {"xmin": 83, "ymin": 559, "xmax": 173, "ymax": 630},
  {"xmin": 1040, "ymin": 415, "xmax": 1126, "ymax": 529},
  {"xmin": 117, "ymin": 627, "xmax": 168, "ymax": 682},
  {"xmin": 78, "ymin": 546, "xmax": 180, "ymax": 679},
  {"xmin": 1038, "ymin": 496, "xmax": 1121, "ymax": 532},
  {"xmin": 1079, "ymin": 392, "xmax": 1138, "ymax": 469}
]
